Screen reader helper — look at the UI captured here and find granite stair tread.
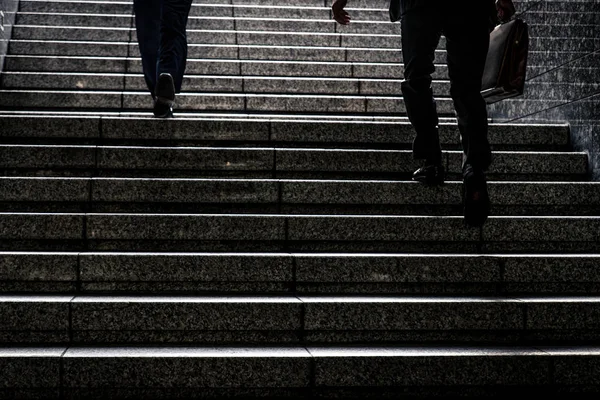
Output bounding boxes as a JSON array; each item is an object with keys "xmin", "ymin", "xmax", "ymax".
[
  {"xmin": 0, "ymin": 144, "xmax": 587, "ymax": 179},
  {"xmin": 4, "ymin": 251, "xmax": 600, "ymax": 295},
  {"xmin": 4, "ymin": 294, "xmax": 600, "ymax": 345},
  {"xmin": 2, "ymin": 213, "xmax": 600, "ymax": 253},
  {"xmin": 0, "ymin": 114, "xmax": 571, "ymax": 149},
  {"xmin": 1, "ymin": 177, "xmax": 599, "ymax": 212},
  {"xmin": 3, "ymin": 345, "xmax": 600, "ymax": 396}
]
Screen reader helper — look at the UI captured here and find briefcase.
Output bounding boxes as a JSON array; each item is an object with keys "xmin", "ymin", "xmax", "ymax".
[{"xmin": 481, "ymin": 18, "xmax": 529, "ymax": 104}]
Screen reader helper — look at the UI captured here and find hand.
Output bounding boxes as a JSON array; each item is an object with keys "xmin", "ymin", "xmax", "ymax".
[
  {"xmin": 332, "ymin": 0, "xmax": 351, "ymax": 25},
  {"xmin": 496, "ymin": 0, "xmax": 516, "ymax": 22}
]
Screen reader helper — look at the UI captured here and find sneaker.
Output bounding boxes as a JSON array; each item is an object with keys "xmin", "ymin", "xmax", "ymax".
[
  {"xmin": 153, "ymin": 73, "xmax": 175, "ymax": 118},
  {"xmin": 412, "ymin": 163, "xmax": 445, "ymax": 185},
  {"xmin": 463, "ymin": 165, "xmax": 490, "ymax": 227}
]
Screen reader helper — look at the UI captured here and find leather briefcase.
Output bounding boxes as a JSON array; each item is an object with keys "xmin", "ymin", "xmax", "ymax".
[{"xmin": 481, "ymin": 18, "xmax": 529, "ymax": 104}]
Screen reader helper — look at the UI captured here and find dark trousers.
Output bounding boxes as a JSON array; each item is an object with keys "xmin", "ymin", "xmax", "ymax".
[
  {"xmin": 401, "ymin": 3, "xmax": 492, "ymax": 172},
  {"xmin": 133, "ymin": 0, "xmax": 193, "ymax": 97}
]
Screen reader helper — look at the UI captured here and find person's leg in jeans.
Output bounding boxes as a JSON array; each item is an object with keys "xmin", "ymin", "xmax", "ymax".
[
  {"xmin": 133, "ymin": 0, "xmax": 193, "ymax": 117},
  {"xmin": 443, "ymin": 6, "xmax": 492, "ymax": 226},
  {"xmin": 400, "ymin": 7, "xmax": 445, "ymax": 185}
]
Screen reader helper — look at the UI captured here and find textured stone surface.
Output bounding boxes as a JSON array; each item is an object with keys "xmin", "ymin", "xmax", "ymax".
[
  {"xmin": 504, "ymin": 256, "xmax": 600, "ymax": 283},
  {"xmin": 0, "ymin": 296, "xmax": 71, "ymax": 342},
  {"xmin": 0, "ymin": 115, "xmax": 100, "ymax": 138},
  {"xmin": 16, "ymin": 13, "xmax": 133, "ymax": 28},
  {"xmin": 0, "ymin": 213, "xmax": 84, "ymax": 240},
  {"xmin": 0, "ymin": 144, "xmax": 95, "ymax": 169},
  {"xmin": 448, "ymin": 151, "xmax": 588, "ymax": 176},
  {"xmin": 295, "ymin": 255, "xmax": 500, "ymax": 283},
  {"xmin": 525, "ymin": 299, "xmax": 600, "ymax": 330},
  {"xmin": 87, "ymin": 214, "xmax": 286, "ymax": 240},
  {"xmin": 0, "ymin": 90, "xmax": 122, "ymax": 108},
  {"xmin": 243, "ymin": 77, "xmax": 359, "ymax": 95},
  {"xmin": 302, "ymin": 297, "xmax": 523, "ymax": 330},
  {"xmin": 288, "ymin": 216, "xmax": 478, "ymax": 242},
  {"xmin": 63, "ymin": 347, "xmax": 312, "ymax": 388},
  {"xmin": 79, "ymin": 253, "xmax": 292, "ymax": 283},
  {"xmin": 276, "ymin": 149, "xmax": 420, "ymax": 173},
  {"xmin": 97, "ymin": 146, "xmax": 272, "ymax": 171},
  {"xmin": 240, "ymin": 60, "xmax": 352, "ymax": 77},
  {"xmin": 0, "ymin": 348, "xmax": 63, "ymax": 389},
  {"xmin": 0, "ymin": 252, "xmax": 77, "ymax": 284},
  {"xmin": 101, "ymin": 118, "xmax": 269, "ymax": 141},
  {"xmin": 8, "ymin": 40, "xmax": 130, "ymax": 57},
  {"xmin": 237, "ymin": 31, "xmax": 339, "ymax": 47},
  {"xmin": 12, "ymin": 26, "xmax": 131, "ymax": 41},
  {"xmin": 71, "ymin": 296, "xmax": 302, "ymax": 334},
  {"xmin": 0, "ymin": 177, "xmax": 89, "ymax": 202},
  {"xmin": 247, "ymin": 94, "xmax": 366, "ymax": 113},
  {"xmin": 3, "ymin": 72, "xmax": 125, "ymax": 90},
  {"xmin": 482, "ymin": 217, "xmax": 600, "ymax": 243},
  {"xmin": 311, "ymin": 347, "xmax": 550, "ymax": 386},
  {"xmin": 547, "ymin": 348, "xmax": 600, "ymax": 385},
  {"xmin": 126, "ymin": 75, "xmax": 242, "ymax": 93},
  {"xmin": 91, "ymin": 178, "xmax": 277, "ymax": 203},
  {"xmin": 124, "ymin": 93, "xmax": 246, "ymax": 111},
  {"xmin": 4, "ymin": 54, "xmax": 127, "ymax": 72}
]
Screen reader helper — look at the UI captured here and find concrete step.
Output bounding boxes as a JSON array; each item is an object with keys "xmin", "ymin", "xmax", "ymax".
[
  {"xmin": 0, "ymin": 145, "xmax": 587, "ymax": 180},
  {"xmin": 1, "ymin": 213, "xmax": 600, "ymax": 253},
  {"xmin": 5, "ymin": 252, "xmax": 600, "ymax": 295},
  {"xmin": 6, "ymin": 39, "xmax": 583, "ymax": 67},
  {"xmin": 5, "ymin": 346, "xmax": 600, "ymax": 397},
  {"xmin": 4, "ymin": 294, "xmax": 600, "ymax": 344},
  {"xmin": 3, "ymin": 56, "xmax": 425, "ymax": 79},
  {"xmin": 7, "ymin": 40, "xmax": 411, "ymax": 63},
  {"xmin": 0, "ymin": 116, "xmax": 571, "ymax": 150},
  {"xmin": 11, "ymin": 26, "xmax": 411, "ymax": 48},
  {"xmin": 15, "ymin": 12, "xmax": 404, "ymax": 35},
  {"xmin": 0, "ymin": 90, "xmax": 459, "ymax": 114},
  {"xmin": 1, "ymin": 72, "xmax": 449, "ymax": 96},
  {"xmin": 2, "ymin": 178, "xmax": 598, "ymax": 215},
  {"xmin": 17, "ymin": 1, "xmax": 387, "ymax": 20}
]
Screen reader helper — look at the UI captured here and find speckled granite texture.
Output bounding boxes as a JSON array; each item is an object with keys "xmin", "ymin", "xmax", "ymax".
[{"xmin": 489, "ymin": 0, "xmax": 600, "ymax": 179}]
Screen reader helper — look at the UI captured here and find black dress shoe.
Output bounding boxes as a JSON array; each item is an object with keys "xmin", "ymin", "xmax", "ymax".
[
  {"xmin": 463, "ymin": 165, "xmax": 490, "ymax": 228},
  {"xmin": 412, "ymin": 163, "xmax": 445, "ymax": 185},
  {"xmin": 153, "ymin": 73, "xmax": 175, "ymax": 118}
]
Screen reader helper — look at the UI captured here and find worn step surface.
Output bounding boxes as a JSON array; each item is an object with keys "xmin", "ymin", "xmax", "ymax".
[
  {"xmin": 1, "ymin": 178, "xmax": 599, "ymax": 216},
  {"xmin": 4, "ymin": 295, "xmax": 600, "ymax": 345},
  {"xmin": 3, "ymin": 346, "xmax": 600, "ymax": 398},
  {"xmin": 1, "ymin": 213, "xmax": 600, "ymax": 253},
  {"xmin": 0, "ymin": 144, "xmax": 587, "ymax": 181},
  {"xmin": 5, "ymin": 252, "xmax": 600, "ymax": 295},
  {"xmin": 0, "ymin": 116, "xmax": 570, "ymax": 150}
]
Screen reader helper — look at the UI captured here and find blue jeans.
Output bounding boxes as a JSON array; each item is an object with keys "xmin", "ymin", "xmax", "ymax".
[{"xmin": 133, "ymin": 0, "xmax": 193, "ymax": 97}]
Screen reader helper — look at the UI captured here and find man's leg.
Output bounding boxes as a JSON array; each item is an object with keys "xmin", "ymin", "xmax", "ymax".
[
  {"xmin": 444, "ymin": 12, "xmax": 492, "ymax": 173},
  {"xmin": 443, "ymin": 10, "xmax": 492, "ymax": 227},
  {"xmin": 133, "ymin": 0, "xmax": 161, "ymax": 97},
  {"xmin": 158, "ymin": 0, "xmax": 194, "ymax": 93},
  {"xmin": 400, "ymin": 8, "xmax": 444, "ymax": 184}
]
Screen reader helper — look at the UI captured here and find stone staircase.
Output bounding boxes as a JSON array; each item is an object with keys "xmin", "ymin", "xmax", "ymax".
[{"xmin": 1, "ymin": 0, "xmax": 600, "ymax": 398}]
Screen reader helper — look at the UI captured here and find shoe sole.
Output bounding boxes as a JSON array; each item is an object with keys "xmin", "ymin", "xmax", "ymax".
[{"xmin": 463, "ymin": 172, "xmax": 490, "ymax": 227}]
